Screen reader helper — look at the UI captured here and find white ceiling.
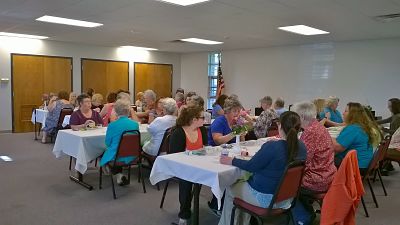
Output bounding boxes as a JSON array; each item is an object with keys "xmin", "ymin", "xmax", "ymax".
[{"xmin": 1, "ymin": 0, "xmax": 400, "ymax": 53}]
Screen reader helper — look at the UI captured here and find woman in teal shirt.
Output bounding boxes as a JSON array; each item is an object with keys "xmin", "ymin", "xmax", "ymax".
[
  {"xmin": 100, "ymin": 99, "xmax": 139, "ymax": 185},
  {"xmin": 320, "ymin": 96, "xmax": 344, "ymax": 127},
  {"xmin": 332, "ymin": 102, "xmax": 381, "ymax": 171}
]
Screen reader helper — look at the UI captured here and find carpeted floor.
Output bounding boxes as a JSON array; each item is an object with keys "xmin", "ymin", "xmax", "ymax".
[{"xmin": 0, "ymin": 132, "xmax": 399, "ymax": 225}]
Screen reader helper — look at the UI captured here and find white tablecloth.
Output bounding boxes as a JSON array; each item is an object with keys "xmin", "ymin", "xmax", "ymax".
[
  {"xmin": 53, "ymin": 124, "xmax": 149, "ymax": 174},
  {"xmin": 149, "ymin": 141, "xmax": 264, "ymax": 208},
  {"xmin": 31, "ymin": 109, "xmax": 49, "ymax": 127}
]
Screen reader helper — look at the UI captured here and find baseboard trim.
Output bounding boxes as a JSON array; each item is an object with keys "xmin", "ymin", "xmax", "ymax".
[{"xmin": 0, "ymin": 130, "xmax": 12, "ymax": 133}]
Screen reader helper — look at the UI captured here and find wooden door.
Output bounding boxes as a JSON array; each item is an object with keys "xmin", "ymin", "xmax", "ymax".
[
  {"xmin": 12, "ymin": 54, "xmax": 72, "ymax": 133},
  {"xmin": 82, "ymin": 59, "xmax": 129, "ymax": 99},
  {"xmin": 134, "ymin": 63, "xmax": 172, "ymax": 100}
]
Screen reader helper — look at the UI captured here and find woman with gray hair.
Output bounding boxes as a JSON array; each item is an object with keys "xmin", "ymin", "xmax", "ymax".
[
  {"xmin": 320, "ymin": 96, "xmax": 344, "ymax": 127},
  {"xmin": 137, "ymin": 89, "xmax": 157, "ymax": 123},
  {"xmin": 254, "ymin": 96, "xmax": 278, "ymax": 138},
  {"xmin": 208, "ymin": 97, "xmax": 244, "ymax": 146},
  {"xmin": 292, "ymin": 101, "xmax": 336, "ymax": 224},
  {"xmin": 99, "ymin": 99, "xmax": 140, "ymax": 186},
  {"xmin": 142, "ymin": 98, "xmax": 178, "ymax": 156}
]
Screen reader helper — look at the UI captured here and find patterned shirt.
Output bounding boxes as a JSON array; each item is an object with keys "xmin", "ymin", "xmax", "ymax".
[
  {"xmin": 254, "ymin": 109, "xmax": 278, "ymax": 138},
  {"xmin": 300, "ymin": 120, "xmax": 337, "ymax": 192}
]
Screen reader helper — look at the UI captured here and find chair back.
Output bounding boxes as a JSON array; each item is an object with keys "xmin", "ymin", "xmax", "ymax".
[
  {"xmin": 157, "ymin": 127, "xmax": 173, "ymax": 156},
  {"xmin": 57, "ymin": 108, "xmax": 74, "ymax": 129},
  {"xmin": 114, "ymin": 130, "xmax": 141, "ymax": 165},
  {"xmin": 255, "ymin": 107, "xmax": 263, "ymax": 116},
  {"xmin": 364, "ymin": 136, "xmax": 391, "ymax": 178},
  {"xmin": 266, "ymin": 120, "xmax": 279, "ymax": 137},
  {"xmin": 268, "ymin": 160, "xmax": 305, "ymax": 210}
]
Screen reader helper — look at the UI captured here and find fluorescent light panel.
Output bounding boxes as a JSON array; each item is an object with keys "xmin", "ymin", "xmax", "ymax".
[
  {"xmin": 36, "ymin": 15, "xmax": 103, "ymax": 28},
  {"xmin": 180, "ymin": 38, "xmax": 223, "ymax": 45},
  {"xmin": 0, "ymin": 32, "xmax": 48, "ymax": 39},
  {"xmin": 120, "ymin": 46, "xmax": 158, "ymax": 51},
  {"xmin": 278, "ymin": 25, "xmax": 329, "ymax": 36},
  {"xmin": 0, "ymin": 156, "xmax": 13, "ymax": 162},
  {"xmin": 158, "ymin": 0, "xmax": 210, "ymax": 6}
]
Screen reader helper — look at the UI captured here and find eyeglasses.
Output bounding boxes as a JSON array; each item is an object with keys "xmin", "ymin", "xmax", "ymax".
[{"xmin": 197, "ymin": 116, "xmax": 205, "ymax": 120}]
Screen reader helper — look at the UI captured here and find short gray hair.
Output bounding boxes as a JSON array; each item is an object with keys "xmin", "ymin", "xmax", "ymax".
[
  {"xmin": 260, "ymin": 96, "xmax": 273, "ymax": 105},
  {"xmin": 162, "ymin": 98, "xmax": 177, "ymax": 115},
  {"xmin": 326, "ymin": 96, "xmax": 339, "ymax": 107},
  {"xmin": 144, "ymin": 89, "xmax": 156, "ymax": 101},
  {"xmin": 175, "ymin": 92, "xmax": 184, "ymax": 102},
  {"xmin": 224, "ymin": 98, "xmax": 242, "ymax": 113},
  {"xmin": 275, "ymin": 97, "xmax": 285, "ymax": 108},
  {"xmin": 292, "ymin": 101, "xmax": 317, "ymax": 122},
  {"xmin": 190, "ymin": 95, "xmax": 205, "ymax": 108},
  {"xmin": 114, "ymin": 99, "xmax": 131, "ymax": 117},
  {"xmin": 117, "ymin": 92, "xmax": 131, "ymax": 103}
]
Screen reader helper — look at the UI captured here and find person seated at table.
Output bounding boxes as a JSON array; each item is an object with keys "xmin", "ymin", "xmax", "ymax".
[
  {"xmin": 143, "ymin": 98, "xmax": 177, "ymax": 156},
  {"xmin": 175, "ymin": 92, "xmax": 185, "ymax": 109},
  {"xmin": 320, "ymin": 96, "xmax": 344, "ymax": 127},
  {"xmin": 218, "ymin": 111, "xmax": 307, "ymax": 225},
  {"xmin": 212, "ymin": 94, "xmax": 228, "ymax": 119},
  {"xmin": 254, "ymin": 96, "xmax": 278, "ymax": 138},
  {"xmin": 99, "ymin": 99, "xmax": 139, "ymax": 186},
  {"xmin": 100, "ymin": 92, "xmax": 118, "ymax": 126},
  {"xmin": 169, "ymin": 105, "xmax": 208, "ymax": 225},
  {"xmin": 136, "ymin": 89, "xmax": 157, "ymax": 123},
  {"xmin": 292, "ymin": 101, "xmax": 337, "ymax": 224},
  {"xmin": 40, "ymin": 93, "xmax": 49, "ymax": 109},
  {"xmin": 135, "ymin": 91, "xmax": 144, "ymax": 110},
  {"xmin": 148, "ymin": 98, "xmax": 165, "ymax": 124},
  {"xmin": 70, "ymin": 93, "xmax": 103, "ymax": 131},
  {"xmin": 91, "ymin": 93, "xmax": 104, "ymax": 112},
  {"xmin": 176, "ymin": 87, "xmax": 185, "ymax": 95},
  {"xmin": 69, "ymin": 92, "xmax": 78, "ymax": 108},
  {"xmin": 41, "ymin": 91, "xmax": 74, "ymax": 143},
  {"xmin": 109, "ymin": 92, "xmax": 139, "ymax": 123},
  {"xmin": 86, "ymin": 88, "xmax": 95, "ymax": 98},
  {"xmin": 377, "ymin": 98, "xmax": 400, "ymax": 135},
  {"xmin": 274, "ymin": 97, "xmax": 287, "ymax": 116},
  {"xmin": 332, "ymin": 102, "xmax": 382, "ymax": 173}
]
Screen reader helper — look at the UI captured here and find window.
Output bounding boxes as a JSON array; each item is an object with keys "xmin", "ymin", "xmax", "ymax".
[{"xmin": 207, "ymin": 52, "xmax": 221, "ymax": 109}]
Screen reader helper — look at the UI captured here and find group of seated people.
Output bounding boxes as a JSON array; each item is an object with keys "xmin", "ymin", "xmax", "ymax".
[{"xmin": 41, "ymin": 87, "xmax": 400, "ymax": 225}]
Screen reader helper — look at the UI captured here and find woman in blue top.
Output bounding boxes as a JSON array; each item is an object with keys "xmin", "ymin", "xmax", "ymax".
[
  {"xmin": 212, "ymin": 94, "xmax": 228, "ymax": 119},
  {"xmin": 320, "ymin": 96, "xmax": 345, "ymax": 127},
  {"xmin": 332, "ymin": 102, "xmax": 381, "ymax": 172},
  {"xmin": 218, "ymin": 111, "xmax": 307, "ymax": 225},
  {"xmin": 100, "ymin": 99, "xmax": 139, "ymax": 186},
  {"xmin": 208, "ymin": 97, "xmax": 245, "ymax": 146}
]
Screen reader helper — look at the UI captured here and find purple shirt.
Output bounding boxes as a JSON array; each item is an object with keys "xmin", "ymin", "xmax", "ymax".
[{"xmin": 70, "ymin": 109, "xmax": 103, "ymax": 126}]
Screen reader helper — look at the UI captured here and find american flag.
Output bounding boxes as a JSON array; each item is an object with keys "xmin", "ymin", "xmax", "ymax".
[{"xmin": 216, "ymin": 58, "xmax": 225, "ymax": 97}]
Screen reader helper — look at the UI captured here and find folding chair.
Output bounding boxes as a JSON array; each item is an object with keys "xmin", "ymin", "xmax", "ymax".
[
  {"xmin": 360, "ymin": 136, "xmax": 391, "ymax": 217},
  {"xmin": 99, "ymin": 130, "xmax": 146, "ymax": 199},
  {"xmin": 230, "ymin": 160, "xmax": 306, "ymax": 225},
  {"xmin": 51, "ymin": 107, "xmax": 73, "ymax": 143},
  {"xmin": 266, "ymin": 120, "xmax": 279, "ymax": 137}
]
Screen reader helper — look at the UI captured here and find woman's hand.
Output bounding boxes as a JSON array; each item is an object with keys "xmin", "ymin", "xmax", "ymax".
[
  {"xmin": 220, "ymin": 155, "xmax": 233, "ymax": 165},
  {"xmin": 84, "ymin": 120, "xmax": 95, "ymax": 127}
]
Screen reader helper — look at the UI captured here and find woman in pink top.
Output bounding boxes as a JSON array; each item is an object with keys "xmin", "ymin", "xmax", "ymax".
[
  {"xmin": 292, "ymin": 101, "xmax": 337, "ymax": 224},
  {"xmin": 100, "ymin": 92, "xmax": 117, "ymax": 126}
]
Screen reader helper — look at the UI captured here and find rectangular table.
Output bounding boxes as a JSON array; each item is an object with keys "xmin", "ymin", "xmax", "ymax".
[
  {"xmin": 31, "ymin": 109, "xmax": 48, "ymax": 140},
  {"xmin": 149, "ymin": 141, "xmax": 263, "ymax": 225},
  {"xmin": 53, "ymin": 124, "xmax": 149, "ymax": 190}
]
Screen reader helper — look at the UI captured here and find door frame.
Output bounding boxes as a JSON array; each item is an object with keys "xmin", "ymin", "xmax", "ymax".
[
  {"xmin": 11, "ymin": 53, "xmax": 73, "ymax": 132},
  {"xmin": 80, "ymin": 58, "xmax": 129, "ymax": 94},
  {"xmin": 133, "ymin": 62, "xmax": 173, "ymax": 100}
]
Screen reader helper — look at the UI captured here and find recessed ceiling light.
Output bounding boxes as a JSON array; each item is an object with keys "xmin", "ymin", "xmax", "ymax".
[
  {"xmin": 0, "ymin": 32, "xmax": 48, "ymax": 39},
  {"xmin": 180, "ymin": 38, "xmax": 223, "ymax": 45},
  {"xmin": 157, "ymin": 0, "xmax": 210, "ymax": 6},
  {"xmin": 278, "ymin": 25, "xmax": 329, "ymax": 36},
  {"xmin": 120, "ymin": 46, "xmax": 158, "ymax": 51},
  {"xmin": 0, "ymin": 155, "xmax": 13, "ymax": 162},
  {"xmin": 36, "ymin": 15, "xmax": 103, "ymax": 28}
]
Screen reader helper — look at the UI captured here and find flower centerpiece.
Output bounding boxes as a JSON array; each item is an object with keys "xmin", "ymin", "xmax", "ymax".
[{"xmin": 231, "ymin": 115, "xmax": 252, "ymax": 153}]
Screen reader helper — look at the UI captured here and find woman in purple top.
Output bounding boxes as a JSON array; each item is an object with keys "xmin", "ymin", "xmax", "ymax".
[{"xmin": 70, "ymin": 93, "xmax": 103, "ymax": 131}]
